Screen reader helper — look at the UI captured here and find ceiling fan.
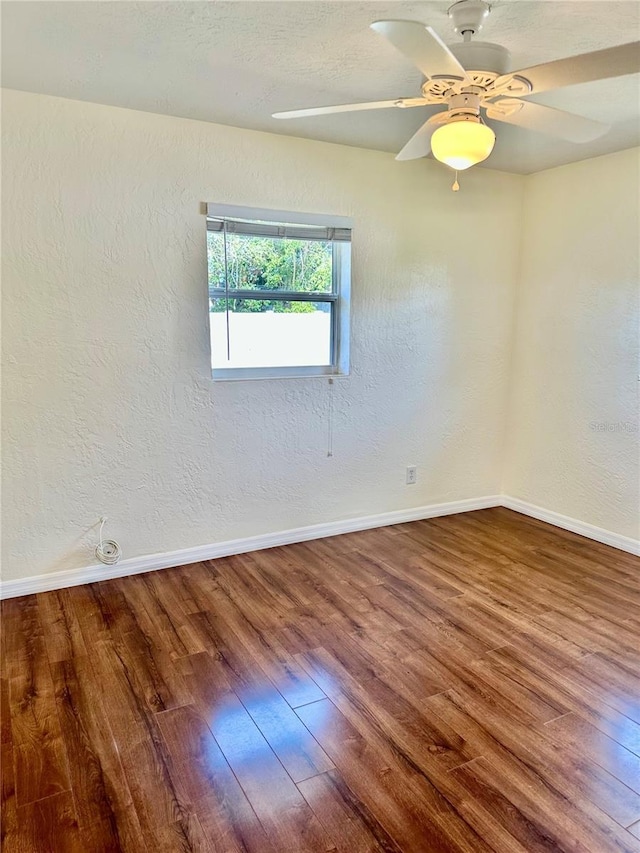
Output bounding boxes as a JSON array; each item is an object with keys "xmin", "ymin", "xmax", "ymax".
[{"xmin": 272, "ymin": 0, "xmax": 640, "ymax": 174}]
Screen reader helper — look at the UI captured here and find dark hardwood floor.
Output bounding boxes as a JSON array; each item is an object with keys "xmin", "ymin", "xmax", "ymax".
[{"xmin": 2, "ymin": 507, "xmax": 640, "ymax": 852}]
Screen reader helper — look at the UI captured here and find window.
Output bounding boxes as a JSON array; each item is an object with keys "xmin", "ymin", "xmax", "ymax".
[{"xmin": 206, "ymin": 204, "xmax": 351, "ymax": 379}]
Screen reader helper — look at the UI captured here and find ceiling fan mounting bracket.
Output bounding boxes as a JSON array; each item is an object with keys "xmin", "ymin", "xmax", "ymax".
[{"xmin": 448, "ymin": 0, "xmax": 492, "ymax": 38}]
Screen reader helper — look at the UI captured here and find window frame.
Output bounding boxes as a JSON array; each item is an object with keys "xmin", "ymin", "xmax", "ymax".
[{"xmin": 206, "ymin": 203, "xmax": 351, "ymax": 381}]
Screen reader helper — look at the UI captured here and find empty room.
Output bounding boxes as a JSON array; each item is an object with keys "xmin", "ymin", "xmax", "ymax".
[{"xmin": 1, "ymin": 1, "xmax": 639, "ymax": 851}]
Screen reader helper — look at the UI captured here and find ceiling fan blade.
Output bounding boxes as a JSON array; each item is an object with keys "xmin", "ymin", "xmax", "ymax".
[
  {"xmin": 370, "ymin": 20, "xmax": 471, "ymax": 84},
  {"xmin": 494, "ymin": 42, "xmax": 640, "ymax": 97},
  {"xmin": 395, "ymin": 112, "xmax": 450, "ymax": 161},
  {"xmin": 272, "ymin": 98, "xmax": 428, "ymax": 119},
  {"xmin": 485, "ymin": 98, "xmax": 610, "ymax": 143}
]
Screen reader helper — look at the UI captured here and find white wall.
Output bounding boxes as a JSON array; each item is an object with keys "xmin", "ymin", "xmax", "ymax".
[
  {"xmin": 1, "ymin": 90, "xmax": 523, "ymax": 582},
  {"xmin": 504, "ymin": 148, "xmax": 640, "ymax": 540}
]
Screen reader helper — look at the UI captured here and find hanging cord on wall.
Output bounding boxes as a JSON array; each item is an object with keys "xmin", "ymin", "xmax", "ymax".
[
  {"xmin": 327, "ymin": 377, "xmax": 335, "ymax": 457},
  {"xmin": 223, "ymin": 218, "xmax": 231, "ymax": 361},
  {"xmin": 95, "ymin": 516, "xmax": 122, "ymax": 565}
]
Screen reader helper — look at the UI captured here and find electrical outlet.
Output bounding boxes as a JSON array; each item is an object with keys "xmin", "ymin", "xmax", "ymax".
[{"xmin": 406, "ymin": 465, "xmax": 417, "ymax": 485}]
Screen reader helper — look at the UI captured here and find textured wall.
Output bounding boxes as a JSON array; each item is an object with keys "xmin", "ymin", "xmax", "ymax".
[
  {"xmin": 503, "ymin": 148, "xmax": 640, "ymax": 539},
  {"xmin": 1, "ymin": 89, "xmax": 523, "ymax": 581}
]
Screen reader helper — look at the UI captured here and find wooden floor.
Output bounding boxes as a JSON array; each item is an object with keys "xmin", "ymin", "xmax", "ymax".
[{"xmin": 2, "ymin": 508, "xmax": 640, "ymax": 852}]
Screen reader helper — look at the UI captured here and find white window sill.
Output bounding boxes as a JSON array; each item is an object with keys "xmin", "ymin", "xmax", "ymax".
[{"xmin": 211, "ymin": 365, "xmax": 350, "ymax": 381}]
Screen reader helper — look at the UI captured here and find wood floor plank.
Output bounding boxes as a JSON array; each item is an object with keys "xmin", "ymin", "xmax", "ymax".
[
  {"xmin": 241, "ymin": 687, "xmax": 334, "ymax": 782},
  {"xmin": 116, "ymin": 573, "xmax": 206, "ymax": 661},
  {"xmin": 156, "ymin": 703, "xmax": 277, "ymax": 853},
  {"xmin": 7, "ymin": 791, "xmax": 84, "ymax": 853},
  {"xmin": 215, "ymin": 552, "xmax": 300, "ymax": 627},
  {"xmin": 3, "ymin": 597, "xmax": 71, "ymax": 806},
  {"xmin": 2, "ymin": 508, "xmax": 639, "ymax": 852},
  {"xmin": 175, "ymin": 652, "xmax": 335, "ymax": 851},
  {"xmin": 186, "ymin": 605, "xmax": 327, "ymax": 711},
  {"xmin": 485, "ymin": 643, "xmax": 640, "ymax": 756},
  {"xmin": 426, "ymin": 689, "xmax": 640, "ymax": 849},
  {"xmin": 51, "ymin": 656, "xmax": 149, "ymax": 851},
  {"xmin": 543, "ymin": 713, "xmax": 640, "ymax": 795},
  {"xmin": 443, "ymin": 757, "xmax": 564, "ymax": 853},
  {"xmin": 88, "ymin": 635, "xmax": 198, "ymax": 851},
  {"xmin": 457, "ymin": 756, "xmax": 639, "ymax": 853},
  {"xmin": 559, "ymin": 654, "xmax": 640, "ymax": 724},
  {"xmin": 36, "ymin": 588, "xmax": 88, "ymax": 664},
  {"xmin": 297, "ymin": 645, "xmax": 479, "ymax": 773},
  {"xmin": 298, "ymin": 769, "xmax": 404, "ymax": 853},
  {"xmin": 296, "ymin": 697, "xmax": 493, "ymax": 853},
  {"xmin": 1, "ymin": 678, "xmax": 11, "ymax": 746},
  {"xmin": 1, "ymin": 742, "xmax": 18, "ymax": 851},
  {"xmin": 204, "ymin": 685, "xmax": 336, "ymax": 852}
]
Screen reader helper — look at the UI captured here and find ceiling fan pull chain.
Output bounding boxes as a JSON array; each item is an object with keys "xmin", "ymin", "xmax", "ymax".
[{"xmin": 452, "ymin": 171, "xmax": 460, "ymax": 192}]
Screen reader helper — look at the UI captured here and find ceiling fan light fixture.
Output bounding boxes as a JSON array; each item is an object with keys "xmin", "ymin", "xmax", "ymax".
[{"xmin": 431, "ymin": 116, "xmax": 496, "ymax": 170}]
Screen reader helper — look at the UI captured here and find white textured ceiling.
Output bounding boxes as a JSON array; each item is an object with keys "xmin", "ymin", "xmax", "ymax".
[{"xmin": 2, "ymin": 1, "xmax": 639, "ymax": 174}]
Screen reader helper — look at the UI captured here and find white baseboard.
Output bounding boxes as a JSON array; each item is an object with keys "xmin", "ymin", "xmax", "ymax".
[
  {"xmin": 0, "ymin": 495, "xmax": 501, "ymax": 600},
  {"xmin": 2, "ymin": 494, "xmax": 637, "ymax": 600},
  {"xmin": 502, "ymin": 496, "xmax": 640, "ymax": 556}
]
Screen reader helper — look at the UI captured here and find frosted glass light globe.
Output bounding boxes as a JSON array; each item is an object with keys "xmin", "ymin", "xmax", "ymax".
[{"xmin": 431, "ymin": 119, "xmax": 496, "ymax": 170}]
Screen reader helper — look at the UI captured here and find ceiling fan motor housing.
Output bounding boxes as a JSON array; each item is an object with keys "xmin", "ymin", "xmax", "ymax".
[{"xmin": 448, "ymin": 41, "xmax": 510, "ymax": 76}]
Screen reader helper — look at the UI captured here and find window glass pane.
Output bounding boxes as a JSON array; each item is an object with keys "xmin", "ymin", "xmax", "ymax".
[
  {"xmin": 207, "ymin": 232, "xmax": 332, "ymax": 294},
  {"xmin": 210, "ymin": 299, "xmax": 332, "ymax": 369}
]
